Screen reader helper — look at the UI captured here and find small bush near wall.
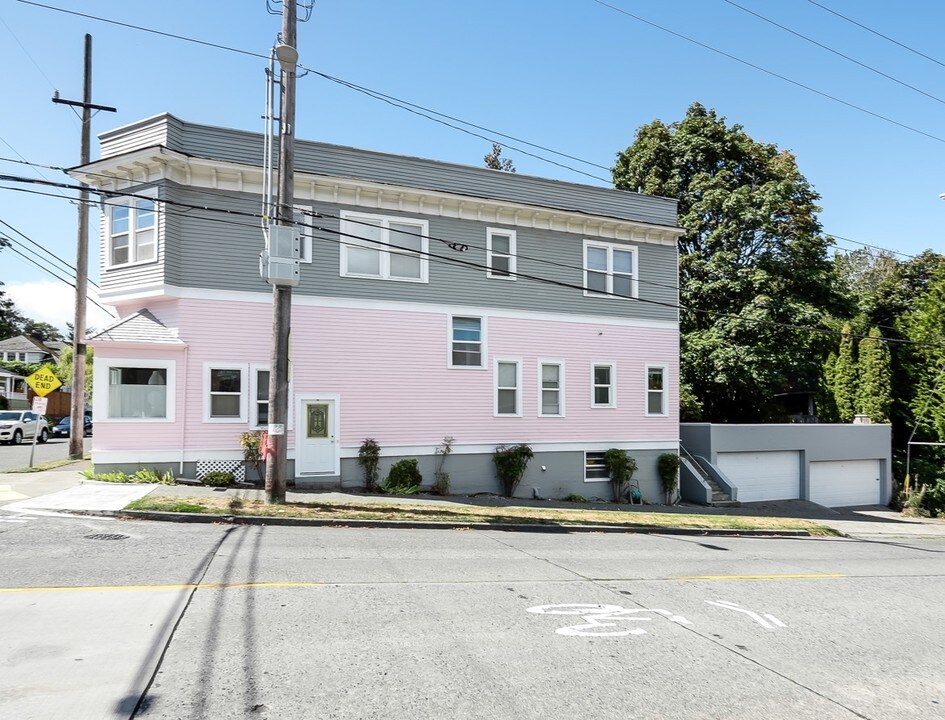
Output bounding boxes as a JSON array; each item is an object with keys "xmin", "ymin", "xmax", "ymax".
[
  {"xmin": 81, "ymin": 468, "xmax": 175, "ymax": 484},
  {"xmin": 493, "ymin": 444, "xmax": 534, "ymax": 497},
  {"xmin": 604, "ymin": 449, "xmax": 637, "ymax": 503},
  {"xmin": 383, "ymin": 459, "xmax": 422, "ymax": 495},
  {"xmin": 432, "ymin": 435, "xmax": 454, "ymax": 496},
  {"xmin": 201, "ymin": 471, "xmax": 234, "ymax": 488},
  {"xmin": 358, "ymin": 438, "xmax": 381, "ymax": 492},
  {"xmin": 658, "ymin": 453, "xmax": 681, "ymax": 504},
  {"xmin": 240, "ymin": 431, "xmax": 264, "ymax": 481}
]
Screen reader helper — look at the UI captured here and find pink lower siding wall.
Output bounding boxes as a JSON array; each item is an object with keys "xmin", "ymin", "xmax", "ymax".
[{"xmin": 92, "ymin": 298, "xmax": 679, "ymax": 456}]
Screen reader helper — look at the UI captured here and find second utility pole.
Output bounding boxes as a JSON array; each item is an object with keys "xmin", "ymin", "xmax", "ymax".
[
  {"xmin": 52, "ymin": 34, "xmax": 115, "ymax": 460},
  {"xmin": 265, "ymin": 0, "xmax": 299, "ymax": 503}
]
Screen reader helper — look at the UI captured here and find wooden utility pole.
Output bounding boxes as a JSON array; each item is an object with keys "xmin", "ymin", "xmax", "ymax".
[
  {"xmin": 52, "ymin": 34, "xmax": 115, "ymax": 459},
  {"xmin": 265, "ymin": 1, "xmax": 299, "ymax": 503}
]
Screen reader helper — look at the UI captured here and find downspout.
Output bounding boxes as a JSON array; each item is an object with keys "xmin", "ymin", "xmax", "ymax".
[{"xmin": 179, "ymin": 345, "xmax": 189, "ymax": 476}]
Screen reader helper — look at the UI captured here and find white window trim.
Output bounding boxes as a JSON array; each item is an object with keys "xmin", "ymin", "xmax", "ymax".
[
  {"xmin": 293, "ymin": 205, "xmax": 313, "ymax": 263},
  {"xmin": 537, "ymin": 359, "xmax": 566, "ymax": 417},
  {"xmin": 339, "ymin": 210, "xmax": 429, "ymax": 283},
  {"xmin": 584, "ymin": 450, "xmax": 610, "ymax": 483},
  {"xmin": 93, "ymin": 357, "xmax": 176, "ymax": 423},
  {"xmin": 583, "ymin": 240, "xmax": 639, "ymax": 299},
  {"xmin": 591, "ymin": 361, "xmax": 617, "ymax": 408},
  {"xmin": 448, "ymin": 314, "xmax": 488, "ymax": 370},
  {"xmin": 493, "ymin": 356, "xmax": 523, "ymax": 418},
  {"xmin": 486, "ymin": 227, "xmax": 517, "ymax": 280},
  {"xmin": 203, "ymin": 362, "xmax": 247, "ymax": 424},
  {"xmin": 105, "ymin": 188, "xmax": 159, "ymax": 270},
  {"xmin": 645, "ymin": 364, "xmax": 669, "ymax": 417}
]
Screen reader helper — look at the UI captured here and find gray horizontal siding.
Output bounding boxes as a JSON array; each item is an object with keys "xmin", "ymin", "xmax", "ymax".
[
  {"xmin": 97, "ymin": 183, "xmax": 167, "ymax": 293},
  {"xmin": 164, "ymin": 184, "xmax": 677, "ymax": 323},
  {"xmin": 101, "ymin": 114, "xmax": 678, "ymax": 228}
]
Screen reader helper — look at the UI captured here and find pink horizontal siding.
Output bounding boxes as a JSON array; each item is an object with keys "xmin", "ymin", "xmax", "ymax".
[{"xmin": 95, "ymin": 298, "xmax": 679, "ymax": 453}]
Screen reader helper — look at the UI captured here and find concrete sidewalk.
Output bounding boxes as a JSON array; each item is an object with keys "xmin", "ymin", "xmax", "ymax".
[{"xmin": 2, "ymin": 467, "xmax": 945, "ymax": 539}]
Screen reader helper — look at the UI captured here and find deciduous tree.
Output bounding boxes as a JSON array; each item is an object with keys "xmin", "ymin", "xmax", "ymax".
[{"xmin": 613, "ymin": 103, "xmax": 843, "ymax": 420}]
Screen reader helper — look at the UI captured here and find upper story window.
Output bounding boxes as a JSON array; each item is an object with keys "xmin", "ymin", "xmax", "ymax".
[
  {"xmin": 592, "ymin": 362, "xmax": 616, "ymax": 408},
  {"xmin": 450, "ymin": 315, "xmax": 485, "ymax": 368},
  {"xmin": 584, "ymin": 240, "xmax": 638, "ymax": 299},
  {"xmin": 539, "ymin": 360, "xmax": 565, "ymax": 417},
  {"xmin": 487, "ymin": 228, "xmax": 516, "ymax": 279},
  {"xmin": 109, "ymin": 197, "xmax": 157, "ymax": 268},
  {"xmin": 646, "ymin": 365, "xmax": 668, "ymax": 416},
  {"xmin": 494, "ymin": 358, "xmax": 522, "ymax": 416},
  {"xmin": 340, "ymin": 211, "xmax": 428, "ymax": 283}
]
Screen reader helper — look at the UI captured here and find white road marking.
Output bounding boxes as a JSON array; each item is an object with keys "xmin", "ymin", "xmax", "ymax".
[
  {"xmin": 527, "ymin": 604, "xmax": 692, "ymax": 637},
  {"xmin": 705, "ymin": 600, "xmax": 787, "ymax": 630}
]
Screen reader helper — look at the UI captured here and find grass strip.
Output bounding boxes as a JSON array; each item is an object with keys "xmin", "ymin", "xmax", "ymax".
[
  {"xmin": 125, "ymin": 495, "xmax": 838, "ymax": 535},
  {"xmin": 4, "ymin": 457, "xmax": 91, "ymax": 474}
]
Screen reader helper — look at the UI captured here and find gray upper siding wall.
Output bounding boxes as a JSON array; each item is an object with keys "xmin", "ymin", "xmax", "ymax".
[
  {"xmin": 99, "ymin": 114, "xmax": 679, "ymax": 228},
  {"xmin": 160, "ymin": 184, "xmax": 678, "ymax": 323}
]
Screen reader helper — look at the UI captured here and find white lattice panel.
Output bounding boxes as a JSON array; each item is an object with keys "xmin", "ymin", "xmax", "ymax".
[{"xmin": 196, "ymin": 460, "xmax": 245, "ymax": 482}]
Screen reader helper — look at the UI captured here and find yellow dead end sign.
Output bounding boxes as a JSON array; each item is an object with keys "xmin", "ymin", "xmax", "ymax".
[{"xmin": 26, "ymin": 365, "xmax": 62, "ymax": 397}]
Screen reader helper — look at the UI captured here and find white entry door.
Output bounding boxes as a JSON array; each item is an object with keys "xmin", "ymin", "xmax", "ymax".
[{"xmin": 296, "ymin": 397, "xmax": 338, "ymax": 475}]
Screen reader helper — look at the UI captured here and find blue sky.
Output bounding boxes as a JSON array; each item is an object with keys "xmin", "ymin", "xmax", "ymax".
[{"xmin": 1, "ymin": 0, "xmax": 944, "ymax": 331}]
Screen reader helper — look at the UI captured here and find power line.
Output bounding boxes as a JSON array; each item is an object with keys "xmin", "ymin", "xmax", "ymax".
[
  {"xmin": 0, "ymin": 217, "xmax": 98, "ymax": 287},
  {"xmin": 722, "ymin": 0, "xmax": 945, "ymax": 107},
  {"xmin": 14, "ymin": 1, "xmax": 610, "ymax": 183},
  {"xmin": 588, "ymin": 0, "xmax": 945, "ymax": 145},
  {"xmin": 3, "ymin": 173, "xmax": 940, "ymax": 352},
  {"xmin": 805, "ymin": 0, "xmax": 945, "ymax": 71},
  {"xmin": 1, "ymin": 239, "xmax": 114, "ymax": 316}
]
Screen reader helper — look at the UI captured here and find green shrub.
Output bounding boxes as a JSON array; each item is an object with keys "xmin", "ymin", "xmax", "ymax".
[
  {"xmin": 358, "ymin": 438, "xmax": 381, "ymax": 492},
  {"xmin": 563, "ymin": 493, "xmax": 587, "ymax": 503},
  {"xmin": 81, "ymin": 468, "xmax": 175, "ymax": 484},
  {"xmin": 240, "ymin": 431, "xmax": 264, "ymax": 480},
  {"xmin": 658, "ymin": 453, "xmax": 681, "ymax": 504},
  {"xmin": 383, "ymin": 459, "xmax": 422, "ymax": 494},
  {"xmin": 432, "ymin": 435, "xmax": 454, "ymax": 495},
  {"xmin": 493, "ymin": 444, "xmax": 534, "ymax": 497},
  {"xmin": 201, "ymin": 470, "xmax": 234, "ymax": 487},
  {"xmin": 604, "ymin": 449, "xmax": 638, "ymax": 503}
]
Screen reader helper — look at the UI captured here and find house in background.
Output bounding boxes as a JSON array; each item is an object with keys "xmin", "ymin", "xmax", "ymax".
[
  {"xmin": 76, "ymin": 113, "xmax": 682, "ymax": 500},
  {"xmin": 0, "ymin": 334, "xmax": 65, "ymax": 364},
  {"xmin": 0, "ymin": 334, "xmax": 66, "ymax": 410}
]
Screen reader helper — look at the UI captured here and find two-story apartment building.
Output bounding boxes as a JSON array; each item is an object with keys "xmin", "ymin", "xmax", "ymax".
[{"xmin": 75, "ymin": 114, "xmax": 683, "ymax": 500}]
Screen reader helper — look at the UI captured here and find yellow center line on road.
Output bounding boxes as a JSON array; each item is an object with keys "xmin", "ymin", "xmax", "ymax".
[
  {"xmin": 0, "ymin": 581, "xmax": 322, "ymax": 594},
  {"xmin": 671, "ymin": 573, "xmax": 847, "ymax": 581}
]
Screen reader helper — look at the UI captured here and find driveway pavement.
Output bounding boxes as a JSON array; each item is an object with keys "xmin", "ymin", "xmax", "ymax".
[{"xmin": 2, "ymin": 466, "xmax": 944, "ymax": 539}]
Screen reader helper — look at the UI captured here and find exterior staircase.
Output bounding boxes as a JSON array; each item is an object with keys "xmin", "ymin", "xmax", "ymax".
[{"xmin": 680, "ymin": 446, "xmax": 739, "ymax": 507}]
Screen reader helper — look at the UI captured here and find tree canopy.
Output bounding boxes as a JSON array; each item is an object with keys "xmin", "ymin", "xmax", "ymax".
[{"xmin": 613, "ymin": 103, "xmax": 844, "ymax": 421}]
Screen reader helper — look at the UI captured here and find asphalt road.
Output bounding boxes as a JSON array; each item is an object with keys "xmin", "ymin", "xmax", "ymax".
[
  {"xmin": 0, "ymin": 436, "xmax": 91, "ymax": 471},
  {"xmin": 0, "ymin": 516, "xmax": 943, "ymax": 720}
]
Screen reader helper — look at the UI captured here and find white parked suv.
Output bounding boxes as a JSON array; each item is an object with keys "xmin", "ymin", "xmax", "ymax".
[{"xmin": 0, "ymin": 410, "xmax": 50, "ymax": 445}]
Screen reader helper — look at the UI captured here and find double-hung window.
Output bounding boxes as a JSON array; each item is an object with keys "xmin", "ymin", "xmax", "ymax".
[
  {"xmin": 494, "ymin": 358, "xmax": 522, "ymax": 416},
  {"xmin": 592, "ymin": 362, "xmax": 616, "ymax": 408},
  {"xmin": 450, "ymin": 316, "xmax": 485, "ymax": 368},
  {"xmin": 486, "ymin": 228, "xmax": 516, "ymax": 279},
  {"xmin": 584, "ymin": 241, "xmax": 638, "ymax": 299},
  {"xmin": 252, "ymin": 367, "xmax": 270, "ymax": 427},
  {"xmin": 109, "ymin": 197, "xmax": 157, "ymax": 267},
  {"xmin": 539, "ymin": 361, "xmax": 565, "ymax": 416},
  {"xmin": 204, "ymin": 364, "xmax": 246, "ymax": 423},
  {"xmin": 340, "ymin": 211, "xmax": 428, "ymax": 282},
  {"xmin": 646, "ymin": 365, "xmax": 668, "ymax": 416}
]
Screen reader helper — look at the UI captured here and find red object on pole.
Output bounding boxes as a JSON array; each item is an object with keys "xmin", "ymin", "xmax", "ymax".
[{"xmin": 260, "ymin": 431, "xmax": 270, "ymax": 459}]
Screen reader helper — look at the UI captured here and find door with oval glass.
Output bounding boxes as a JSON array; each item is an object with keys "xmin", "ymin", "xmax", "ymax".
[{"xmin": 296, "ymin": 397, "xmax": 337, "ymax": 475}]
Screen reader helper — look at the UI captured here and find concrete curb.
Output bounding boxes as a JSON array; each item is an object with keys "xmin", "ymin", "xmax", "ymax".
[{"xmin": 113, "ymin": 509, "xmax": 818, "ymax": 537}]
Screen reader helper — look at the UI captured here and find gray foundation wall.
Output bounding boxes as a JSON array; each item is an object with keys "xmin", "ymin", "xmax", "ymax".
[{"xmin": 94, "ymin": 448, "xmax": 677, "ymax": 504}]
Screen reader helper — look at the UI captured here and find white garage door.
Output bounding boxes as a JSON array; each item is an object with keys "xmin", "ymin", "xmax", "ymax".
[
  {"xmin": 809, "ymin": 460, "xmax": 881, "ymax": 508},
  {"xmin": 716, "ymin": 451, "xmax": 800, "ymax": 502}
]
